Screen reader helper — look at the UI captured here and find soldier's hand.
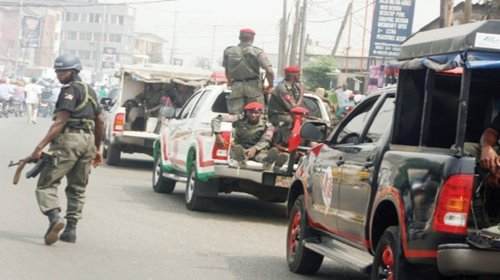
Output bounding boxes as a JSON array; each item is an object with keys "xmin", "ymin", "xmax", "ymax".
[
  {"xmin": 30, "ymin": 148, "xmax": 43, "ymax": 161},
  {"xmin": 246, "ymin": 147, "xmax": 257, "ymax": 159},
  {"xmin": 480, "ymin": 146, "xmax": 499, "ymax": 171},
  {"xmin": 92, "ymin": 151, "xmax": 103, "ymax": 168}
]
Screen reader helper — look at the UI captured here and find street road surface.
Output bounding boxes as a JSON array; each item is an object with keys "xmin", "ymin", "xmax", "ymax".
[{"xmin": 0, "ymin": 117, "xmax": 366, "ymax": 280}]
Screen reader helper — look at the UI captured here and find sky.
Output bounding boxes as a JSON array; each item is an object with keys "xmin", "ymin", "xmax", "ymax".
[{"xmin": 126, "ymin": 0, "xmax": 455, "ymax": 67}]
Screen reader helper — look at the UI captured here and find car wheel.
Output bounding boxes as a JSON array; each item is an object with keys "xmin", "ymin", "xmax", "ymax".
[
  {"xmin": 185, "ymin": 164, "xmax": 209, "ymax": 211},
  {"xmin": 153, "ymin": 157, "xmax": 175, "ymax": 194},
  {"xmin": 287, "ymin": 195, "xmax": 324, "ymax": 274},
  {"xmin": 106, "ymin": 144, "xmax": 121, "ymax": 166},
  {"xmin": 371, "ymin": 226, "xmax": 418, "ymax": 280}
]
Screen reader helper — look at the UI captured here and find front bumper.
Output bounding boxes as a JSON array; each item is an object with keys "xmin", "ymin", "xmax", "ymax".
[{"xmin": 437, "ymin": 243, "xmax": 500, "ymax": 276}]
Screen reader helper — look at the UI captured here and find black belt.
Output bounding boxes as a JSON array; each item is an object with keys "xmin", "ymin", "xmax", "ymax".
[
  {"xmin": 233, "ymin": 77, "xmax": 259, "ymax": 82},
  {"xmin": 64, "ymin": 127, "xmax": 92, "ymax": 134}
]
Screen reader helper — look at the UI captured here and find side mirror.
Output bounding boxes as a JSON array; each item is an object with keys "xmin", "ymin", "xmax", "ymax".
[
  {"xmin": 300, "ymin": 122, "xmax": 327, "ymax": 142},
  {"xmin": 159, "ymin": 105, "xmax": 176, "ymax": 119}
]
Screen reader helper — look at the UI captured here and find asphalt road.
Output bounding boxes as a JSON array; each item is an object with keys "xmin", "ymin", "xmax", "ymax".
[{"xmin": 0, "ymin": 117, "xmax": 367, "ymax": 280}]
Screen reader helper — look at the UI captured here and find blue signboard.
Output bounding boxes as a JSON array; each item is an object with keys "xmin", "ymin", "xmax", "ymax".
[{"xmin": 369, "ymin": 0, "xmax": 416, "ymax": 57}]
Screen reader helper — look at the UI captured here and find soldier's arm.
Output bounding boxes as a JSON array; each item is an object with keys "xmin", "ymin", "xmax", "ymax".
[
  {"xmin": 257, "ymin": 52, "xmax": 274, "ymax": 88},
  {"xmin": 94, "ymin": 112, "xmax": 105, "ymax": 150},
  {"xmin": 296, "ymin": 83, "xmax": 305, "ymax": 105},
  {"xmin": 277, "ymin": 87, "xmax": 294, "ymax": 110},
  {"xmin": 31, "ymin": 111, "xmax": 70, "ymax": 160},
  {"xmin": 252, "ymin": 125, "xmax": 273, "ymax": 151},
  {"xmin": 222, "ymin": 48, "xmax": 232, "ymax": 86}
]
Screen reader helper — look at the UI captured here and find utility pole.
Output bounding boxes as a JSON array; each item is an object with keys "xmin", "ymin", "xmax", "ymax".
[
  {"xmin": 210, "ymin": 25, "xmax": 217, "ymax": 70},
  {"xmin": 298, "ymin": 0, "xmax": 308, "ymax": 71},
  {"xmin": 14, "ymin": 0, "xmax": 24, "ymax": 77},
  {"xmin": 345, "ymin": 0, "xmax": 353, "ymax": 72},
  {"xmin": 289, "ymin": 0, "xmax": 301, "ymax": 65},
  {"xmin": 331, "ymin": 1, "xmax": 352, "ymax": 56},
  {"xmin": 360, "ymin": 0, "xmax": 369, "ymax": 72},
  {"xmin": 277, "ymin": 0, "xmax": 287, "ymax": 77},
  {"xmin": 169, "ymin": 11, "xmax": 178, "ymax": 65},
  {"xmin": 464, "ymin": 0, "xmax": 472, "ymax": 23},
  {"xmin": 440, "ymin": 0, "xmax": 454, "ymax": 27}
]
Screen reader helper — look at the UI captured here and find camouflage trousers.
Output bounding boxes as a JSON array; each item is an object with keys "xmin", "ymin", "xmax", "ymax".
[
  {"xmin": 36, "ymin": 130, "xmax": 96, "ymax": 222},
  {"xmin": 227, "ymin": 80, "xmax": 264, "ymax": 114},
  {"xmin": 230, "ymin": 144, "xmax": 269, "ymax": 163}
]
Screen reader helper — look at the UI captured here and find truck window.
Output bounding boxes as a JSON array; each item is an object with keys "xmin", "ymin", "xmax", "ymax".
[
  {"xmin": 303, "ymin": 96, "xmax": 322, "ymax": 119},
  {"xmin": 211, "ymin": 92, "xmax": 229, "ymax": 114},
  {"xmin": 178, "ymin": 92, "xmax": 202, "ymax": 119},
  {"xmin": 365, "ymin": 96, "xmax": 395, "ymax": 143},
  {"xmin": 333, "ymin": 96, "xmax": 378, "ymax": 145}
]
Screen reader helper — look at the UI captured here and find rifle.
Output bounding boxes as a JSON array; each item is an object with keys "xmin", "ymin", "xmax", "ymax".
[{"xmin": 8, "ymin": 152, "xmax": 54, "ymax": 185}]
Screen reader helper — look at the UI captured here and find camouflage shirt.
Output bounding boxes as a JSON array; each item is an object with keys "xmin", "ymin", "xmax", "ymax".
[
  {"xmin": 223, "ymin": 42, "xmax": 271, "ymax": 81},
  {"xmin": 232, "ymin": 118, "xmax": 274, "ymax": 151}
]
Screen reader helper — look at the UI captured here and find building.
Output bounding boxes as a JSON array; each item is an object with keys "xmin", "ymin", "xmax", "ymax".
[
  {"xmin": 133, "ymin": 32, "xmax": 166, "ymax": 64},
  {"xmin": 59, "ymin": 2, "xmax": 136, "ymax": 80}
]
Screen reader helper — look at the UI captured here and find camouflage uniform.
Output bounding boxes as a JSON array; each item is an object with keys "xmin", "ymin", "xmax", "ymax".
[
  {"xmin": 268, "ymin": 80, "xmax": 302, "ymax": 146},
  {"xmin": 231, "ymin": 117, "xmax": 274, "ymax": 162},
  {"xmin": 36, "ymin": 75, "xmax": 100, "ymax": 223},
  {"xmin": 223, "ymin": 42, "xmax": 271, "ymax": 114}
]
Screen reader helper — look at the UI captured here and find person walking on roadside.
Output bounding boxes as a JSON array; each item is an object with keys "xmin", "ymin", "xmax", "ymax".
[
  {"xmin": 223, "ymin": 28, "xmax": 274, "ymax": 115},
  {"xmin": 25, "ymin": 77, "xmax": 42, "ymax": 124},
  {"xmin": 30, "ymin": 54, "xmax": 104, "ymax": 245}
]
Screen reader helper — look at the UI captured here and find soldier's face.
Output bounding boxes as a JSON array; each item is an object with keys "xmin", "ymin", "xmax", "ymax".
[
  {"xmin": 246, "ymin": 110, "xmax": 262, "ymax": 124},
  {"xmin": 55, "ymin": 70, "xmax": 73, "ymax": 84}
]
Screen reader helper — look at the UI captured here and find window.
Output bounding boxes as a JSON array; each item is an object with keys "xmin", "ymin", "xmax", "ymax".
[
  {"xmin": 66, "ymin": 31, "xmax": 77, "ymax": 40},
  {"xmin": 118, "ymin": 15, "xmax": 124, "ymax": 25},
  {"xmin": 333, "ymin": 96, "xmax": 379, "ymax": 145},
  {"xmin": 79, "ymin": 32, "xmax": 92, "ymax": 41},
  {"xmin": 211, "ymin": 92, "xmax": 229, "ymax": 113},
  {"xmin": 179, "ymin": 92, "xmax": 202, "ymax": 119},
  {"xmin": 65, "ymin": 12, "xmax": 71, "ymax": 22},
  {"xmin": 71, "ymin": 13, "xmax": 79, "ymax": 22},
  {"xmin": 109, "ymin": 34, "xmax": 122, "ymax": 43},
  {"xmin": 89, "ymin": 13, "xmax": 102, "ymax": 23},
  {"xmin": 365, "ymin": 96, "xmax": 395, "ymax": 143},
  {"xmin": 79, "ymin": 50, "xmax": 91, "ymax": 60},
  {"xmin": 80, "ymin": 13, "xmax": 88, "ymax": 23},
  {"xmin": 111, "ymin": 15, "xmax": 118, "ymax": 24},
  {"xmin": 93, "ymin": 32, "xmax": 106, "ymax": 42},
  {"xmin": 303, "ymin": 96, "xmax": 322, "ymax": 119}
]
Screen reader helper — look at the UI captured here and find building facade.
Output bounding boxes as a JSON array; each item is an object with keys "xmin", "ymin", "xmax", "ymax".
[
  {"xmin": 59, "ymin": 3, "xmax": 136, "ymax": 79},
  {"xmin": 133, "ymin": 32, "xmax": 166, "ymax": 64}
]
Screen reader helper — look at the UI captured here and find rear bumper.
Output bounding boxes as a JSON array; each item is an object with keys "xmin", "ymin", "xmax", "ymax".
[
  {"xmin": 110, "ymin": 132, "xmax": 158, "ymax": 154},
  {"xmin": 437, "ymin": 243, "xmax": 500, "ymax": 276},
  {"xmin": 213, "ymin": 164, "xmax": 292, "ymax": 188}
]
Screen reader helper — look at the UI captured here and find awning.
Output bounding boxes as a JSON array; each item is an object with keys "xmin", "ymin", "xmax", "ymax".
[{"xmin": 121, "ymin": 64, "xmax": 212, "ymax": 87}]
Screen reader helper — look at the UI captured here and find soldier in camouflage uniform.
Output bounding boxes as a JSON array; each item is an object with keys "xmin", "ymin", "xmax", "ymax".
[
  {"xmin": 223, "ymin": 28, "xmax": 274, "ymax": 115},
  {"xmin": 30, "ymin": 54, "xmax": 104, "ymax": 245},
  {"xmin": 229, "ymin": 102, "xmax": 288, "ymax": 170},
  {"xmin": 268, "ymin": 66, "xmax": 304, "ymax": 152}
]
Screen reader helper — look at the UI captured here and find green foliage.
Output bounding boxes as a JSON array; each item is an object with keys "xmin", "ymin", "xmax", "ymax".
[{"xmin": 303, "ymin": 56, "xmax": 336, "ymax": 90}]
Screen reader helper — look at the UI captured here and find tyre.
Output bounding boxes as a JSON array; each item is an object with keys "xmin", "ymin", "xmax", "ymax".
[
  {"xmin": 371, "ymin": 226, "xmax": 416, "ymax": 280},
  {"xmin": 287, "ymin": 195, "xmax": 324, "ymax": 274},
  {"xmin": 106, "ymin": 144, "xmax": 121, "ymax": 166},
  {"xmin": 185, "ymin": 164, "xmax": 209, "ymax": 211},
  {"xmin": 153, "ymin": 156, "xmax": 175, "ymax": 194}
]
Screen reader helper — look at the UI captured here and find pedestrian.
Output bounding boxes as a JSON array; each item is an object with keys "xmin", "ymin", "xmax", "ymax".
[
  {"xmin": 223, "ymin": 28, "xmax": 274, "ymax": 115},
  {"xmin": 25, "ymin": 77, "xmax": 42, "ymax": 124},
  {"xmin": 0, "ymin": 79, "xmax": 12, "ymax": 116},
  {"xmin": 30, "ymin": 54, "xmax": 104, "ymax": 245},
  {"xmin": 228, "ymin": 102, "xmax": 288, "ymax": 170}
]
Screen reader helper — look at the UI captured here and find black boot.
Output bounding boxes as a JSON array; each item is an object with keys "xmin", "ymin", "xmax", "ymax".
[
  {"xmin": 60, "ymin": 220, "xmax": 77, "ymax": 243},
  {"xmin": 44, "ymin": 209, "xmax": 65, "ymax": 246}
]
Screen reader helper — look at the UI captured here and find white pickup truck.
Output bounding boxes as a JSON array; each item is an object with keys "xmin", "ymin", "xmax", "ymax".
[
  {"xmin": 152, "ymin": 85, "xmax": 332, "ymax": 211},
  {"xmin": 102, "ymin": 64, "xmax": 211, "ymax": 165}
]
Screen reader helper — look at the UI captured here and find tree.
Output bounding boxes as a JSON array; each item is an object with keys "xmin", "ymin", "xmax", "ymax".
[{"xmin": 302, "ymin": 56, "xmax": 336, "ymax": 90}]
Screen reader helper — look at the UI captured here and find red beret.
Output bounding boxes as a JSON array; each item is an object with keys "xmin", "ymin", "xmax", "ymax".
[
  {"xmin": 244, "ymin": 102, "xmax": 264, "ymax": 111},
  {"xmin": 284, "ymin": 65, "xmax": 300, "ymax": 74},
  {"xmin": 240, "ymin": 28, "xmax": 256, "ymax": 35}
]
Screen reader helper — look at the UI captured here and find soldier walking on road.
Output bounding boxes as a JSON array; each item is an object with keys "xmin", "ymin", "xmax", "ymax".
[
  {"xmin": 30, "ymin": 54, "xmax": 104, "ymax": 245},
  {"xmin": 223, "ymin": 28, "xmax": 274, "ymax": 115}
]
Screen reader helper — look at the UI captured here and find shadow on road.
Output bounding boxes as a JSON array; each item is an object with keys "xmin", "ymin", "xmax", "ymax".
[
  {"xmin": 0, "ymin": 230, "xmax": 46, "ymax": 246},
  {"xmin": 121, "ymin": 183, "xmax": 288, "ymax": 226},
  {"xmin": 225, "ymin": 255, "xmax": 367, "ymax": 280},
  {"xmin": 105, "ymin": 158, "xmax": 153, "ymax": 171}
]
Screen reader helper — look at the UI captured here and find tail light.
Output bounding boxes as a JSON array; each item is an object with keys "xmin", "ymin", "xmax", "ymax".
[
  {"xmin": 212, "ymin": 131, "xmax": 231, "ymax": 160},
  {"xmin": 113, "ymin": 112, "xmax": 125, "ymax": 131},
  {"xmin": 432, "ymin": 174, "xmax": 474, "ymax": 234}
]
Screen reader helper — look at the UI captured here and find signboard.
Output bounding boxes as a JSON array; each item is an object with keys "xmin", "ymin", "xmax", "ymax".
[
  {"xmin": 21, "ymin": 16, "xmax": 42, "ymax": 48},
  {"xmin": 101, "ymin": 47, "xmax": 117, "ymax": 68},
  {"xmin": 369, "ymin": 0, "xmax": 415, "ymax": 57}
]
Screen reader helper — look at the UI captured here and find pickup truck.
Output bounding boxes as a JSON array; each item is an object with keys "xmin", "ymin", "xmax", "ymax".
[
  {"xmin": 285, "ymin": 21, "xmax": 500, "ymax": 279},
  {"xmin": 152, "ymin": 85, "xmax": 332, "ymax": 211},
  {"xmin": 102, "ymin": 64, "xmax": 211, "ymax": 165}
]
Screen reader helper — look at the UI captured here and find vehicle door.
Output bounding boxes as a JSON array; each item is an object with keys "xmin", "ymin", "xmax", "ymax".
[
  {"xmin": 307, "ymin": 95, "xmax": 379, "ymax": 232},
  {"xmin": 335, "ymin": 93, "xmax": 395, "ymax": 247},
  {"xmin": 168, "ymin": 90, "xmax": 204, "ymax": 170}
]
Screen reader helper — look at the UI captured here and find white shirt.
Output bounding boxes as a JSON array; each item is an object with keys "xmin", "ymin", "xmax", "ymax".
[
  {"xmin": 0, "ymin": 84, "xmax": 10, "ymax": 100},
  {"xmin": 25, "ymin": 83, "xmax": 42, "ymax": 104}
]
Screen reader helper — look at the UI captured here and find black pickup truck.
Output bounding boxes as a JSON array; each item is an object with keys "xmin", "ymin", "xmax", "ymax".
[{"xmin": 285, "ymin": 21, "xmax": 500, "ymax": 279}]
